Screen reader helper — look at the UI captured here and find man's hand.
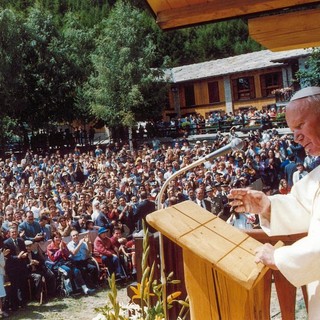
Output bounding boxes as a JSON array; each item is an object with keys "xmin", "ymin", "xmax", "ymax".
[
  {"xmin": 31, "ymin": 259, "xmax": 40, "ymax": 265},
  {"xmin": 18, "ymin": 251, "xmax": 28, "ymax": 259},
  {"xmin": 228, "ymin": 188, "xmax": 271, "ymax": 220},
  {"xmin": 3, "ymin": 249, "xmax": 10, "ymax": 257},
  {"xmin": 254, "ymin": 243, "xmax": 278, "ymax": 270},
  {"xmin": 34, "ymin": 234, "xmax": 44, "ymax": 242}
]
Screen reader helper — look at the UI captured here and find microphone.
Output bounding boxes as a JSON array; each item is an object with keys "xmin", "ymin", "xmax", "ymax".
[{"xmin": 204, "ymin": 138, "xmax": 244, "ymax": 161}]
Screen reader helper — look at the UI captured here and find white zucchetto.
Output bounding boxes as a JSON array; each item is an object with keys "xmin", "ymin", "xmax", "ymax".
[{"xmin": 290, "ymin": 86, "xmax": 320, "ymax": 101}]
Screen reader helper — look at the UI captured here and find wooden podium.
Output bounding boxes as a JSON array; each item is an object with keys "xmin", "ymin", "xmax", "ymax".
[{"xmin": 147, "ymin": 201, "xmax": 271, "ymax": 320}]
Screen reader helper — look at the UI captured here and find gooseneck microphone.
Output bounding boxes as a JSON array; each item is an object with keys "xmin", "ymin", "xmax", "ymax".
[
  {"xmin": 154, "ymin": 137, "xmax": 244, "ymax": 317},
  {"xmin": 204, "ymin": 137, "xmax": 244, "ymax": 161}
]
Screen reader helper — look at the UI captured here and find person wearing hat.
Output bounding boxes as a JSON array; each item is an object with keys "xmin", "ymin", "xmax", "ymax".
[
  {"xmin": 93, "ymin": 227, "xmax": 125, "ymax": 279},
  {"xmin": 205, "ymin": 186, "xmax": 224, "ymax": 217},
  {"xmin": 229, "ymin": 87, "xmax": 320, "ymax": 319},
  {"xmin": 25, "ymin": 240, "xmax": 56, "ymax": 299}
]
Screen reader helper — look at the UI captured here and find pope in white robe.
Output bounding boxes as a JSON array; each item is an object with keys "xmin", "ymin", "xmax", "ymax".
[{"xmin": 229, "ymin": 86, "xmax": 320, "ymax": 320}]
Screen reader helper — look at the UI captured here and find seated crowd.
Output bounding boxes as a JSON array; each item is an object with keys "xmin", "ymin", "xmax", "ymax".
[{"xmin": 0, "ymin": 124, "xmax": 318, "ymax": 316}]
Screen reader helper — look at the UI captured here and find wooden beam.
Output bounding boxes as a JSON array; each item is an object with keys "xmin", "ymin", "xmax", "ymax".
[
  {"xmin": 248, "ymin": 8, "xmax": 320, "ymax": 51},
  {"xmin": 152, "ymin": 0, "xmax": 320, "ymax": 30}
]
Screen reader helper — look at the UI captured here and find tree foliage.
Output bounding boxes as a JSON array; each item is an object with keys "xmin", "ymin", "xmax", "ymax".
[
  {"xmin": 87, "ymin": 1, "xmax": 168, "ymax": 127},
  {"xmin": 295, "ymin": 48, "xmax": 320, "ymax": 86},
  {"xmin": 0, "ymin": 9, "xmax": 26, "ymax": 117},
  {"xmin": 155, "ymin": 20, "xmax": 262, "ymax": 66},
  {"xmin": 0, "ymin": 0, "xmax": 263, "ymax": 144}
]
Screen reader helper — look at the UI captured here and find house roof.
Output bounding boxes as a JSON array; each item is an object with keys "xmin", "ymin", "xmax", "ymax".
[{"xmin": 169, "ymin": 48, "xmax": 313, "ymax": 84}]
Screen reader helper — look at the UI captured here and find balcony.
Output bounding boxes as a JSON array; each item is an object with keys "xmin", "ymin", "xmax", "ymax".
[{"xmin": 273, "ymin": 88, "xmax": 294, "ymax": 106}]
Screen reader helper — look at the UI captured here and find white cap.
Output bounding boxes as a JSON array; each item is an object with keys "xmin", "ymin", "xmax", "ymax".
[{"xmin": 290, "ymin": 86, "xmax": 320, "ymax": 101}]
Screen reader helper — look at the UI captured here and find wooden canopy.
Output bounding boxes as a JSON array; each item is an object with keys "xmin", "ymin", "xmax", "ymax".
[{"xmin": 145, "ymin": 0, "xmax": 320, "ymax": 51}]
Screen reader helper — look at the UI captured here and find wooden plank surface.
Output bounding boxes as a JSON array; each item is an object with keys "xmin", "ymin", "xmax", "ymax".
[
  {"xmin": 146, "ymin": 0, "xmax": 319, "ymax": 30},
  {"xmin": 249, "ymin": 8, "xmax": 320, "ymax": 51},
  {"xmin": 180, "ymin": 225, "xmax": 236, "ymax": 263},
  {"xmin": 205, "ymin": 217, "xmax": 248, "ymax": 244},
  {"xmin": 183, "ymin": 250, "xmax": 220, "ymax": 319},
  {"xmin": 147, "ymin": 201, "xmax": 267, "ymax": 290},
  {"xmin": 218, "ymin": 246, "xmax": 262, "ymax": 290}
]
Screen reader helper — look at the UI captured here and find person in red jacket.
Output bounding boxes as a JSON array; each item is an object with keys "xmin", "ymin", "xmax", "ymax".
[{"xmin": 93, "ymin": 227, "xmax": 125, "ymax": 279}]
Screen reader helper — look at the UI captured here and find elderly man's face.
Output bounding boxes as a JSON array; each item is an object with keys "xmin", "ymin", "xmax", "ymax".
[
  {"xmin": 286, "ymin": 99, "xmax": 320, "ymax": 156},
  {"xmin": 196, "ymin": 189, "xmax": 205, "ymax": 200}
]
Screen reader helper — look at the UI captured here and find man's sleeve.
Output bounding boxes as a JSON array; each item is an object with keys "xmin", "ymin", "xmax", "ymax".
[
  {"xmin": 260, "ymin": 193, "xmax": 310, "ymax": 236},
  {"xmin": 274, "ymin": 217, "xmax": 320, "ymax": 287},
  {"xmin": 260, "ymin": 168, "xmax": 320, "ymax": 287},
  {"xmin": 260, "ymin": 166, "xmax": 320, "ymax": 236}
]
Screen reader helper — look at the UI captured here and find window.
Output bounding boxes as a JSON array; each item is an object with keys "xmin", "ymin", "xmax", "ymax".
[
  {"xmin": 208, "ymin": 81, "xmax": 220, "ymax": 103},
  {"xmin": 260, "ymin": 72, "xmax": 283, "ymax": 97},
  {"xmin": 184, "ymin": 84, "xmax": 195, "ymax": 107},
  {"xmin": 232, "ymin": 77, "xmax": 255, "ymax": 100}
]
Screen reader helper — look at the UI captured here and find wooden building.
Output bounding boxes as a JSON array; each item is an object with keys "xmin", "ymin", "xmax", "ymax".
[
  {"xmin": 145, "ymin": 1, "xmax": 320, "ymax": 120},
  {"xmin": 165, "ymin": 48, "xmax": 312, "ymax": 120}
]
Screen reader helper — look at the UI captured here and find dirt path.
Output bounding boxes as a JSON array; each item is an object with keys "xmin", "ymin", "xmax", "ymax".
[
  {"xmin": 6, "ymin": 282, "xmax": 307, "ymax": 319},
  {"xmin": 8, "ymin": 284, "xmax": 130, "ymax": 320}
]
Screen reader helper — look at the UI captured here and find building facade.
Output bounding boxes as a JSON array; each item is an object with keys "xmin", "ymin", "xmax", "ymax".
[{"xmin": 165, "ymin": 48, "xmax": 312, "ymax": 120}]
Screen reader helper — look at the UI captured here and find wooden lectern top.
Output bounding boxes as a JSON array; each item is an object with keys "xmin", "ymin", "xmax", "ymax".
[{"xmin": 147, "ymin": 200, "xmax": 268, "ymax": 290}]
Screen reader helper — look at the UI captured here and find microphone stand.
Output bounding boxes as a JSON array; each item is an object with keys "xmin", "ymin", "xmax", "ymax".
[{"xmin": 156, "ymin": 138, "xmax": 243, "ymax": 319}]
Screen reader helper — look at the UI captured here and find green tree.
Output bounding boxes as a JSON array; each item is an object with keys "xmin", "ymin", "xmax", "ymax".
[
  {"xmin": 0, "ymin": 117, "xmax": 18, "ymax": 158},
  {"xmin": 60, "ymin": 12, "xmax": 97, "ymax": 127},
  {"xmin": 295, "ymin": 48, "xmax": 320, "ymax": 86},
  {"xmin": 155, "ymin": 19, "xmax": 262, "ymax": 66},
  {"xmin": 20, "ymin": 7, "xmax": 93, "ymax": 129},
  {"xmin": 20, "ymin": 8, "xmax": 72, "ymax": 128},
  {"xmin": 0, "ymin": 9, "xmax": 26, "ymax": 117},
  {"xmin": 87, "ymin": 0, "xmax": 168, "ymax": 131}
]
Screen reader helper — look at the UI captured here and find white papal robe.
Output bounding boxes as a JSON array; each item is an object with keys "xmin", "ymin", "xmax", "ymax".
[{"xmin": 260, "ymin": 165, "xmax": 320, "ymax": 320}]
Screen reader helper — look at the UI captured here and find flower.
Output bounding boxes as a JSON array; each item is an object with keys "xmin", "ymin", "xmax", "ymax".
[
  {"xmin": 130, "ymin": 282, "xmax": 155, "ymax": 301},
  {"xmin": 167, "ymin": 291, "xmax": 182, "ymax": 304},
  {"xmin": 271, "ymin": 87, "xmax": 294, "ymax": 95}
]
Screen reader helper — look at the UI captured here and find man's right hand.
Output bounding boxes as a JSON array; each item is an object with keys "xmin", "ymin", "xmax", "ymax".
[{"xmin": 228, "ymin": 188, "xmax": 271, "ymax": 220}]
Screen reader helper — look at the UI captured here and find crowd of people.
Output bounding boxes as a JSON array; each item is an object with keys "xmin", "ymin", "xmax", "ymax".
[
  {"xmin": 144, "ymin": 105, "xmax": 285, "ymax": 138},
  {"xmin": 0, "ymin": 111, "xmax": 317, "ymax": 316}
]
